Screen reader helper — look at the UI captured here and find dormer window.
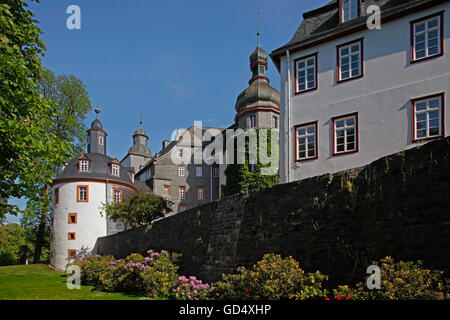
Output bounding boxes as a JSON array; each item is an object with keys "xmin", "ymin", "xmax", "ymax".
[
  {"xmin": 112, "ymin": 163, "xmax": 120, "ymax": 176},
  {"xmin": 341, "ymin": 0, "xmax": 359, "ymax": 23},
  {"xmin": 79, "ymin": 160, "xmax": 89, "ymax": 172}
]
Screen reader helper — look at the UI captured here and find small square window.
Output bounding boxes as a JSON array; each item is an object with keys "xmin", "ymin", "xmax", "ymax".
[
  {"xmin": 68, "ymin": 232, "xmax": 76, "ymax": 240},
  {"xmin": 196, "ymin": 166, "xmax": 202, "ymax": 177},
  {"xmin": 68, "ymin": 213, "xmax": 77, "ymax": 224},
  {"xmin": 68, "ymin": 249, "xmax": 77, "ymax": 259}
]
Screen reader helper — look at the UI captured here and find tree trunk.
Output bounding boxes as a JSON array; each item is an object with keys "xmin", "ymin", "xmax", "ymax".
[{"xmin": 33, "ymin": 185, "xmax": 51, "ymax": 264}]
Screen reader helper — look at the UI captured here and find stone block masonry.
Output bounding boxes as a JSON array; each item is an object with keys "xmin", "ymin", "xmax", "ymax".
[{"xmin": 97, "ymin": 137, "xmax": 450, "ymax": 285}]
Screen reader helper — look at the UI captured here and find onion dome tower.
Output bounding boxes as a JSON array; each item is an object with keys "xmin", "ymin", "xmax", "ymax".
[
  {"xmin": 121, "ymin": 115, "xmax": 153, "ymax": 173},
  {"xmin": 234, "ymin": 32, "xmax": 280, "ymax": 129},
  {"xmin": 49, "ymin": 108, "xmax": 137, "ymax": 272}
]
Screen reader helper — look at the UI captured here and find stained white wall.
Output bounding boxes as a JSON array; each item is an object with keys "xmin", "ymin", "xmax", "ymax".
[
  {"xmin": 279, "ymin": 4, "xmax": 450, "ymax": 183},
  {"xmin": 50, "ymin": 181, "xmax": 133, "ymax": 271}
]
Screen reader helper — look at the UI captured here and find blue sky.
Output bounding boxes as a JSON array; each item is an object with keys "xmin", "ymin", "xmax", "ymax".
[{"xmin": 6, "ymin": 0, "xmax": 325, "ymax": 223}]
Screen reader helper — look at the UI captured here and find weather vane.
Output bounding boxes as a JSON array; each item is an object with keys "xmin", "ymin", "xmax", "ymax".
[
  {"xmin": 94, "ymin": 107, "xmax": 101, "ymax": 119},
  {"xmin": 140, "ymin": 113, "xmax": 143, "ymax": 128},
  {"xmin": 257, "ymin": 12, "xmax": 261, "ymax": 48}
]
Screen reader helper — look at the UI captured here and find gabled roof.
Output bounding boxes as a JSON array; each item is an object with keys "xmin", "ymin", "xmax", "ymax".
[{"xmin": 270, "ymin": 0, "xmax": 445, "ymax": 70}]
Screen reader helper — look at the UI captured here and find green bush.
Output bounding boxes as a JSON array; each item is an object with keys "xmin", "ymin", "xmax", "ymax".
[
  {"xmin": 72, "ymin": 255, "xmax": 114, "ymax": 286},
  {"xmin": 213, "ymin": 253, "xmax": 328, "ymax": 300},
  {"xmin": 99, "ymin": 250, "xmax": 180, "ymax": 298},
  {"xmin": 332, "ymin": 256, "xmax": 450, "ymax": 300}
]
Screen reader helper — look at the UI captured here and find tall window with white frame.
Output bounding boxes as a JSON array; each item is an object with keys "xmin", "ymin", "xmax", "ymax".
[
  {"xmin": 333, "ymin": 114, "xmax": 358, "ymax": 155},
  {"xmin": 249, "ymin": 115, "xmax": 257, "ymax": 128},
  {"xmin": 179, "ymin": 186, "xmax": 186, "ymax": 200},
  {"xmin": 295, "ymin": 54, "xmax": 317, "ymax": 93},
  {"xmin": 272, "ymin": 115, "xmax": 279, "ymax": 129},
  {"xmin": 178, "ymin": 166, "xmax": 185, "ymax": 177},
  {"xmin": 341, "ymin": 0, "xmax": 358, "ymax": 23},
  {"xmin": 197, "ymin": 187, "xmax": 204, "ymax": 200},
  {"xmin": 79, "ymin": 160, "xmax": 89, "ymax": 172},
  {"xmin": 112, "ymin": 163, "xmax": 120, "ymax": 176},
  {"xmin": 338, "ymin": 39, "xmax": 362, "ymax": 82},
  {"xmin": 412, "ymin": 94, "xmax": 443, "ymax": 141},
  {"xmin": 411, "ymin": 13, "xmax": 443, "ymax": 62},
  {"xmin": 295, "ymin": 122, "xmax": 317, "ymax": 161}
]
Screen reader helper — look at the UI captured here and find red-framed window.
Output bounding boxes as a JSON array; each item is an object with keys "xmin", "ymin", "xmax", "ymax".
[
  {"xmin": 112, "ymin": 188, "xmax": 123, "ymax": 204},
  {"xmin": 68, "ymin": 213, "xmax": 77, "ymax": 224},
  {"xmin": 332, "ymin": 113, "xmax": 359, "ymax": 156},
  {"xmin": 339, "ymin": 0, "xmax": 360, "ymax": 23},
  {"xmin": 178, "ymin": 204, "xmax": 187, "ymax": 213},
  {"xmin": 179, "ymin": 186, "xmax": 186, "ymax": 200},
  {"xmin": 77, "ymin": 185, "xmax": 88, "ymax": 202},
  {"xmin": 294, "ymin": 53, "xmax": 318, "ymax": 94},
  {"xmin": 197, "ymin": 186, "xmax": 205, "ymax": 200},
  {"xmin": 163, "ymin": 185, "xmax": 170, "ymax": 196},
  {"xmin": 68, "ymin": 232, "xmax": 76, "ymax": 240},
  {"xmin": 54, "ymin": 188, "xmax": 59, "ymax": 205},
  {"xmin": 294, "ymin": 121, "xmax": 318, "ymax": 162},
  {"xmin": 410, "ymin": 12, "xmax": 444, "ymax": 63},
  {"xmin": 337, "ymin": 38, "xmax": 363, "ymax": 83},
  {"xmin": 68, "ymin": 249, "xmax": 77, "ymax": 259},
  {"xmin": 411, "ymin": 93, "xmax": 444, "ymax": 142}
]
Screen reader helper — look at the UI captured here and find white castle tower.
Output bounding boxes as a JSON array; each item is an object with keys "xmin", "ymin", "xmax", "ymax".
[{"xmin": 50, "ymin": 109, "xmax": 138, "ymax": 271}]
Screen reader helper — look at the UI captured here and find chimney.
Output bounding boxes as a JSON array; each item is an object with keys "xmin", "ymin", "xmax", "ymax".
[{"xmin": 162, "ymin": 140, "xmax": 170, "ymax": 150}]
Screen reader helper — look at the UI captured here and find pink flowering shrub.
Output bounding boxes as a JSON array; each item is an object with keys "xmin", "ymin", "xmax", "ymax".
[
  {"xmin": 99, "ymin": 250, "xmax": 180, "ymax": 298},
  {"xmin": 172, "ymin": 275, "xmax": 214, "ymax": 300},
  {"xmin": 72, "ymin": 254, "xmax": 114, "ymax": 286}
]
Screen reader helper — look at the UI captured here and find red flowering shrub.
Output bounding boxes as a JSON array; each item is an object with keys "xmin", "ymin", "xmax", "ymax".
[{"xmin": 213, "ymin": 253, "xmax": 328, "ymax": 300}]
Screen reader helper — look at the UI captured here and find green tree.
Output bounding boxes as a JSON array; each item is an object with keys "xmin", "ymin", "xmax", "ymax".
[
  {"xmin": 105, "ymin": 192, "xmax": 174, "ymax": 229},
  {"xmin": 0, "ymin": 223, "xmax": 28, "ymax": 266},
  {"xmin": 22, "ymin": 68, "xmax": 92, "ymax": 263},
  {"xmin": 0, "ymin": 0, "xmax": 71, "ymax": 220},
  {"xmin": 222, "ymin": 128, "xmax": 279, "ymax": 197}
]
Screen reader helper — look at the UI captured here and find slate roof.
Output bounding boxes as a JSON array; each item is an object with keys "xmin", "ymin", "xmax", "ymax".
[
  {"xmin": 270, "ymin": 0, "xmax": 445, "ymax": 69},
  {"xmin": 54, "ymin": 153, "xmax": 135, "ymax": 187}
]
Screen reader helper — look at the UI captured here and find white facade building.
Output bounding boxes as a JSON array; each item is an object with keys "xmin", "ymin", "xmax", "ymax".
[
  {"xmin": 271, "ymin": 0, "xmax": 449, "ymax": 183},
  {"xmin": 50, "ymin": 111, "xmax": 139, "ymax": 271}
]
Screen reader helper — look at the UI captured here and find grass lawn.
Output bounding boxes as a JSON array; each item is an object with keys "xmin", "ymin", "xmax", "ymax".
[{"xmin": 0, "ymin": 264, "xmax": 147, "ymax": 300}]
